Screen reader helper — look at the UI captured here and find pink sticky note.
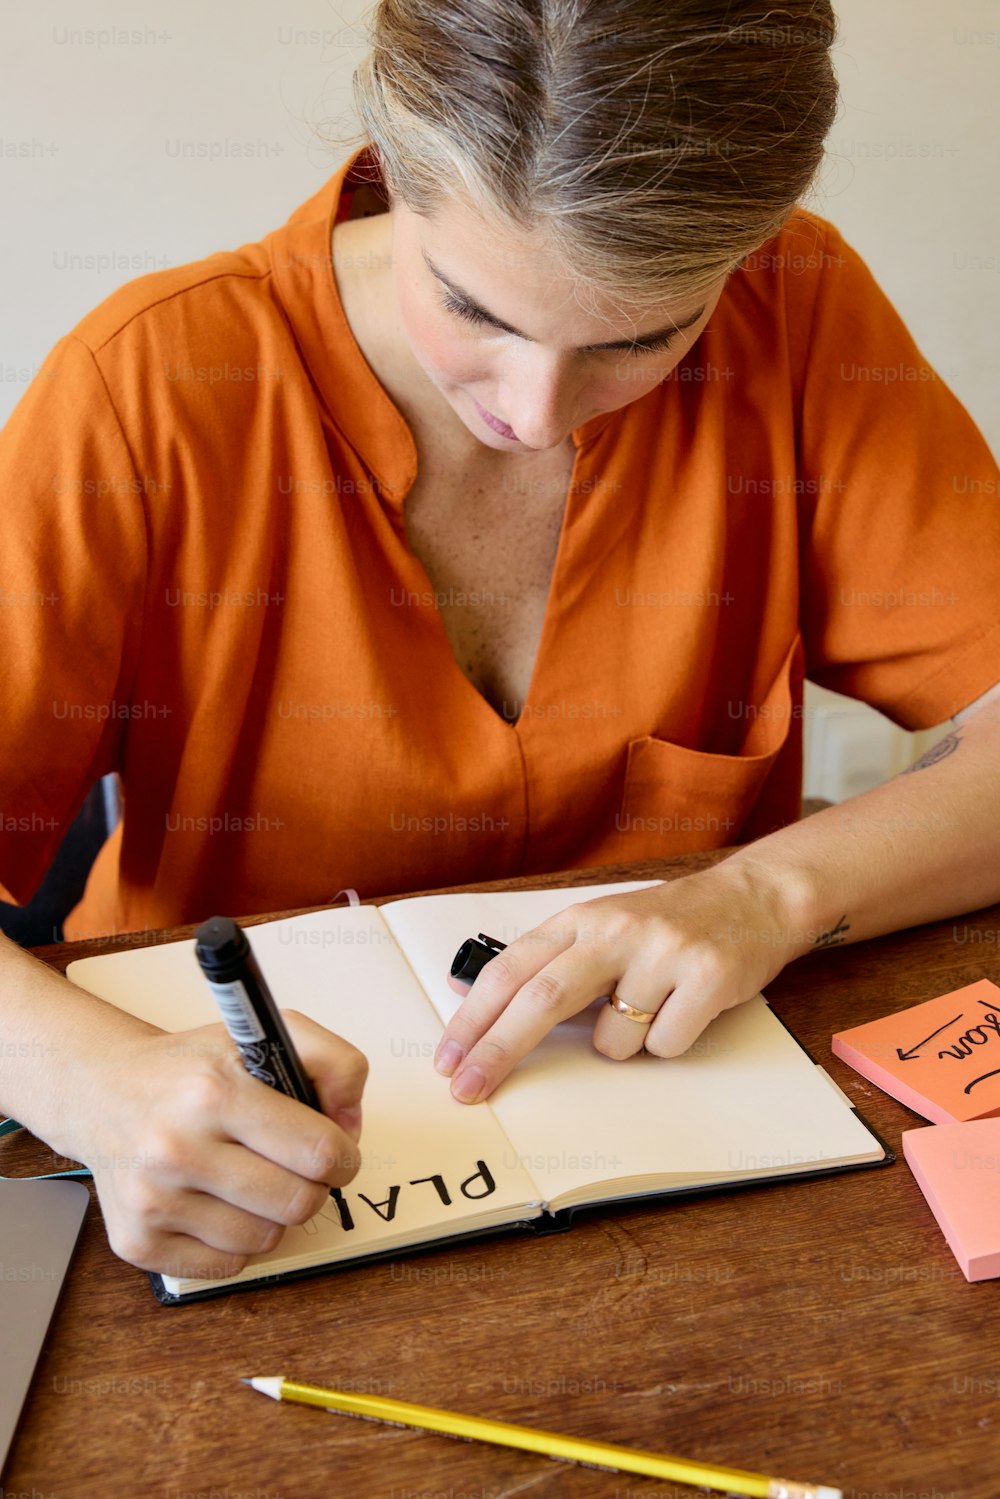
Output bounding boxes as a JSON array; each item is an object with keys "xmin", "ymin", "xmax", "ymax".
[
  {"xmin": 903, "ymin": 1117, "xmax": 1000, "ymax": 1281},
  {"xmin": 832, "ymin": 979, "xmax": 1000, "ymax": 1124}
]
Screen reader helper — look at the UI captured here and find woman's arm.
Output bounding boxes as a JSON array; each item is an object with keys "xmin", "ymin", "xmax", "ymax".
[
  {"xmin": 435, "ymin": 682, "xmax": 1000, "ymax": 1103},
  {"xmin": 728, "ymin": 679, "xmax": 1000, "ymax": 960}
]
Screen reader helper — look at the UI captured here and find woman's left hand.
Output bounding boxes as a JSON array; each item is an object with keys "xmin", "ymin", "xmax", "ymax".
[{"xmin": 433, "ymin": 859, "xmax": 804, "ymax": 1103}]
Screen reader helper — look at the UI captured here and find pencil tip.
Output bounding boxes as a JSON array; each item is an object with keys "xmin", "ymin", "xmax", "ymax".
[{"xmin": 240, "ymin": 1377, "xmax": 253, "ymax": 1385}]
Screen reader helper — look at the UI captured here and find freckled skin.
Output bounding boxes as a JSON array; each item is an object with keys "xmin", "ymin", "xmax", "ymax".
[
  {"xmin": 329, "ymin": 191, "xmax": 732, "ymax": 712},
  {"xmin": 386, "ymin": 195, "xmax": 730, "ymax": 456}
]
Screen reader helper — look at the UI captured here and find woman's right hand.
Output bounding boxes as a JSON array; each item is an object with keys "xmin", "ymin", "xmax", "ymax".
[{"xmin": 76, "ymin": 1009, "xmax": 367, "ymax": 1280}]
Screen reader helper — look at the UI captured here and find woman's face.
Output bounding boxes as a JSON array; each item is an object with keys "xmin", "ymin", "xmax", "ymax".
[{"xmin": 389, "ymin": 194, "xmax": 729, "ymax": 455}]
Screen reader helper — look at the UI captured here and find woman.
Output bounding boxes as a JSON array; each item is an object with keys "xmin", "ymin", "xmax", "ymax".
[{"xmin": 1, "ymin": 0, "xmax": 998, "ymax": 1277}]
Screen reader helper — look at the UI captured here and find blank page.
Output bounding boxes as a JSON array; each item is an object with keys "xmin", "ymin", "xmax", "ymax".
[{"xmin": 381, "ymin": 881, "xmax": 884, "ymax": 1204}]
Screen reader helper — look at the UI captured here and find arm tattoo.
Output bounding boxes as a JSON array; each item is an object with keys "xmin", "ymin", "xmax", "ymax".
[
  {"xmin": 901, "ymin": 729, "xmax": 962, "ymax": 774},
  {"xmin": 813, "ymin": 914, "xmax": 850, "ymax": 949}
]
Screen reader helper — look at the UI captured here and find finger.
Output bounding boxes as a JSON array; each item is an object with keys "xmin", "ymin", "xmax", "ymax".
[
  {"xmin": 216, "ymin": 1064, "xmax": 363, "ymax": 1188},
  {"xmin": 591, "ymin": 990, "xmax": 666, "ymax": 1061},
  {"xmin": 110, "ymin": 1224, "xmax": 252, "ymax": 1282},
  {"xmin": 591, "ymin": 943, "xmax": 679, "ymax": 1060},
  {"xmin": 449, "ymin": 945, "xmax": 621, "ymax": 1103},
  {"xmin": 181, "ymin": 1139, "xmax": 333, "ymax": 1229},
  {"xmin": 155, "ymin": 1189, "xmax": 294, "ymax": 1258},
  {"xmin": 643, "ymin": 980, "xmax": 729, "ymax": 1059},
  {"xmin": 434, "ymin": 916, "xmax": 580, "ymax": 1074},
  {"xmin": 281, "ymin": 1010, "xmax": 368, "ymax": 1137}
]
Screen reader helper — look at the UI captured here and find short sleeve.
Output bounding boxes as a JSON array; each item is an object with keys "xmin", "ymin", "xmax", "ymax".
[
  {"xmin": 0, "ymin": 334, "xmax": 147, "ymax": 904},
  {"xmin": 793, "ymin": 219, "xmax": 1000, "ymax": 729}
]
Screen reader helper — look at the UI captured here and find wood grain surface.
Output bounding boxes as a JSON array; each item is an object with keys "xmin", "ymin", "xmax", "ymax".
[{"xmin": 4, "ymin": 851, "xmax": 999, "ymax": 1499}]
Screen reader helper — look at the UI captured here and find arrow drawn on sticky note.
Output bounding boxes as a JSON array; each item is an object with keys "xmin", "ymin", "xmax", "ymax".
[{"xmin": 896, "ymin": 1013, "xmax": 964, "ymax": 1062}]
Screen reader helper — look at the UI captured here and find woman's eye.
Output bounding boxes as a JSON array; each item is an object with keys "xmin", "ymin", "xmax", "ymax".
[
  {"xmin": 440, "ymin": 287, "xmax": 679, "ymax": 358},
  {"xmin": 623, "ymin": 340, "xmax": 673, "ymax": 358},
  {"xmin": 440, "ymin": 291, "xmax": 490, "ymax": 327}
]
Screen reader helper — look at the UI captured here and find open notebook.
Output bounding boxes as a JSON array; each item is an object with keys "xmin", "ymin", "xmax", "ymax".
[{"xmin": 66, "ymin": 879, "xmax": 889, "ymax": 1303}]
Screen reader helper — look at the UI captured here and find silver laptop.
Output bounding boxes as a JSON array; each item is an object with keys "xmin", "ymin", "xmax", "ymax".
[{"xmin": 0, "ymin": 1177, "xmax": 89, "ymax": 1475}]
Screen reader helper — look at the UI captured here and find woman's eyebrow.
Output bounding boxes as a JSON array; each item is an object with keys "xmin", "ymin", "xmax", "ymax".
[{"xmin": 422, "ymin": 249, "xmax": 705, "ymax": 351}]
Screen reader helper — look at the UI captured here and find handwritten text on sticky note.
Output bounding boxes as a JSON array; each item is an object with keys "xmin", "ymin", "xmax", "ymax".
[{"xmin": 833, "ymin": 980, "xmax": 1000, "ymax": 1124}]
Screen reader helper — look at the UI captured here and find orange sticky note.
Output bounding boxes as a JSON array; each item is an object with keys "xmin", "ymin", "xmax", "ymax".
[
  {"xmin": 903, "ymin": 1117, "xmax": 1000, "ymax": 1281},
  {"xmin": 832, "ymin": 979, "xmax": 1000, "ymax": 1124}
]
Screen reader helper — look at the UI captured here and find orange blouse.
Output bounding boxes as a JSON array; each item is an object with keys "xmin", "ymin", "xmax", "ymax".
[{"xmin": 2, "ymin": 145, "xmax": 998, "ymax": 940}]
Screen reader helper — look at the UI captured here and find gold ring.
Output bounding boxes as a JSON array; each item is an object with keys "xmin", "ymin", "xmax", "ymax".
[{"xmin": 608, "ymin": 991, "xmax": 657, "ymax": 1024}]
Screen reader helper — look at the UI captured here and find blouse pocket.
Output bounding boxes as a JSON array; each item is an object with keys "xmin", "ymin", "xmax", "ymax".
[{"xmin": 612, "ymin": 632, "xmax": 802, "ymax": 855}]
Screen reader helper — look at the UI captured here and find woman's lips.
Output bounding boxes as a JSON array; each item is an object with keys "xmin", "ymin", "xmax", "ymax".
[{"xmin": 473, "ymin": 399, "xmax": 520, "ymax": 442}]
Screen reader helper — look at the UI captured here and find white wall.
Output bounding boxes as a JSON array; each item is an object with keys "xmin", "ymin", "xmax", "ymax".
[
  {"xmin": 2, "ymin": 1, "xmax": 996, "ymax": 796},
  {"xmin": 0, "ymin": 0, "xmax": 372, "ymax": 392},
  {"xmin": 807, "ymin": 2, "xmax": 999, "ymax": 448},
  {"xmin": 801, "ymin": 2, "xmax": 999, "ymax": 796}
]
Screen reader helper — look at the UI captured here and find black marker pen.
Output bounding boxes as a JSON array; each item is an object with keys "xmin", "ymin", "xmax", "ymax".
[{"xmin": 194, "ymin": 915, "xmax": 319, "ymax": 1107}]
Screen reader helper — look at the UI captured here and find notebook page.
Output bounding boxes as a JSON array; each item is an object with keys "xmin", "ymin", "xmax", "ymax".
[
  {"xmin": 66, "ymin": 907, "xmax": 539, "ymax": 1294},
  {"xmin": 380, "ymin": 882, "xmax": 882, "ymax": 1203}
]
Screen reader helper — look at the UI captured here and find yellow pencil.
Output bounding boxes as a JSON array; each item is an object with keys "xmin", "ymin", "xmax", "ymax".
[{"xmin": 241, "ymin": 1375, "xmax": 841, "ymax": 1499}]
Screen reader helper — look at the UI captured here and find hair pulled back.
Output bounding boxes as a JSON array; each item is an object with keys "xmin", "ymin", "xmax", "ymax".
[{"xmin": 347, "ymin": 0, "xmax": 838, "ymax": 302}]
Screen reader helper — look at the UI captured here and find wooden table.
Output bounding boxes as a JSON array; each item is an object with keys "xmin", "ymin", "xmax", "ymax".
[{"xmin": 4, "ymin": 850, "xmax": 999, "ymax": 1499}]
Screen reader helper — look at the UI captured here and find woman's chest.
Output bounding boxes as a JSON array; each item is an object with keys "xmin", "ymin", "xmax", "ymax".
[{"xmin": 402, "ymin": 444, "xmax": 577, "ymax": 722}]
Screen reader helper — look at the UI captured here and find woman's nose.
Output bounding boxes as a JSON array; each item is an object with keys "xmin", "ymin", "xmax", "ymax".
[{"xmin": 499, "ymin": 350, "xmax": 586, "ymax": 450}]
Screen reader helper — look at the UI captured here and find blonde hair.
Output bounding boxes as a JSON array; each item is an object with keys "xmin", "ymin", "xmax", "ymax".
[{"xmin": 343, "ymin": 0, "xmax": 839, "ymax": 304}]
